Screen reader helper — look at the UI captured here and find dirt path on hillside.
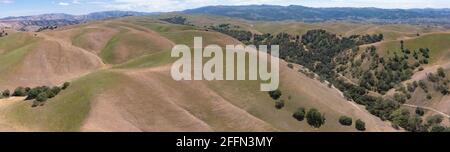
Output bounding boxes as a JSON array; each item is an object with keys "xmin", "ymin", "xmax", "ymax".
[
  {"xmin": 359, "ymin": 31, "xmax": 450, "ymax": 48},
  {"xmin": 409, "ymin": 61, "xmax": 450, "ymax": 82},
  {"xmin": 403, "ymin": 104, "xmax": 450, "ymax": 118}
]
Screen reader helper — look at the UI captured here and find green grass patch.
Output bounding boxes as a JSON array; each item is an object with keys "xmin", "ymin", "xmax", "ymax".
[
  {"xmin": 0, "ymin": 43, "xmax": 37, "ymax": 82},
  {"xmin": 140, "ymin": 22, "xmax": 196, "ymax": 33},
  {"xmin": 71, "ymin": 28, "xmax": 106, "ymax": 49},
  {"xmin": 114, "ymin": 51, "xmax": 175, "ymax": 69},
  {"xmin": 99, "ymin": 29, "xmax": 129, "ymax": 64},
  {"xmin": 3, "ymin": 70, "xmax": 126, "ymax": 131},
  {"xmin": 0, "ymin": 32, "xmax": 39, "ymax": 55},
  {"xmin": 378, "ymin": 33, "xmax": 450, "ymax": 64}
]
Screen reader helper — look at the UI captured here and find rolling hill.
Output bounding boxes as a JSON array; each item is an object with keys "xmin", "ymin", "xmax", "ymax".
[{"xmin": 0, "ymin": 16, "xmax": 396, "ymax": 132}]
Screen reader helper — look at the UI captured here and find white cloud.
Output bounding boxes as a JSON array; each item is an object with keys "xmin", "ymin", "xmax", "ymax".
[
  {"xmin": 72, "ymin": 0, "xmax": 81, "ymax": 4},
  {"xmin": 0, "ymin": 0, "xmax": 14, "ymax": 4},
  {"xmin": 58, "ymin": 2, "xmax": 70, "ymax": 6}
]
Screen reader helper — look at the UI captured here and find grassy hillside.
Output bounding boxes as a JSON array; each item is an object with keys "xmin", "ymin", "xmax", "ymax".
[
  {"xmin": 374, "ymin": 33, "xmax": 450, "ymax": 64},
  {"xmin": 0, "ymin": 16, "xmax": 400, "ymax": 132},
  {"xmin": 1, "ymin": 70, "xmax": 126, "ymax": 131}
]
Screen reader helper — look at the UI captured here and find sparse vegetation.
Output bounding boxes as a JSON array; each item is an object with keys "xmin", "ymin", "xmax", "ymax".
[
  {"xmin": 427, "ymin": 115, "xmax": 443, "ymax": 126},
  {"xmin": 430, "ymin": 125, "xmax": 450, "ymax": 132}
]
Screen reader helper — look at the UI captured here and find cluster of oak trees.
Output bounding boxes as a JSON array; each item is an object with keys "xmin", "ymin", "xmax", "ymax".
[
  {"xmin": 0, "ymin": 82, "xmax": 70, "ymax": 107},
  {"xmin": 160, "ymin": 16, "xmax": 189, "ymax": 25}
]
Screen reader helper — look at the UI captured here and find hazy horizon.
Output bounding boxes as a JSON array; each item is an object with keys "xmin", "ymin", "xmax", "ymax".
[{"xmin": 1, "ymin": 0, "xmax": 450, "ymax": 18}]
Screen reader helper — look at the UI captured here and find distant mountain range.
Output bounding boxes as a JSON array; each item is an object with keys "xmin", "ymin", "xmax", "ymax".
[
  {"xmin": 183, "ymin": 5, "xmax": 450, "ymax": 25},
  {"xmin": 0, "ymin": 11, "xmax": 153, "ymax": 31},
  {"xmin": 3, "ymin": 5, "xmax": 450, "ymax": 31}
]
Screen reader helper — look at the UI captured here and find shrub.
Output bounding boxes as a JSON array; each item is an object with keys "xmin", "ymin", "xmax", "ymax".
[
  {"xmin": 293, "ymin": 107, "xmax": 306, "ymax": 121},
  {"xmin": 13, "ymin": 87, "xmax": 27, "ymax": 96},
  {"xmin": 406, "ymin": 83, "xmax": 416, "ymax": 92},
  {"xmin": 415, "ymin": 107, "xmax": 425, "ymax": 116},
  {"xmin": 427, "ymin": 115, "xmax": 443, "ymax": 125},
  {"xmin": 355, "ymin": 119, "xmax": 366, "ymax": 131},
  {"xmin": 437, "ymin": 67, "xmax": 446, "ymax": 78},
  {"xmin": 25, "ymin": 87, "xmax": 31, "ymax": 92},
  {"xmin": 2, "ymin": 89, "xmax": 10, "ymax": 97},
  {"xmin": 287, "ymin": 63, "xmax": 294, "ymax": 69},
  {"xmin": 426, "ymin": 94, "xmax": 432, "ymax": 100},
  {"xmin": 430, "ymin": 125, "xmax": 447, "ymax": 132},
  {"xmin": 268, "ymin": 89, "xmax": 282, "ymax": 100},
  {"xmin": 51, "ymin": 86, "xmax": 62, "ymax": 95},
  {"xmin": 46, "ymin": 90, "xmax": 56, "ymax": 99},
  {"xmin": 394, "ymin": 93, "xmax": 406, "ymax": 104},
  {"xmin": 36, "ymin": 92, "xmax": 48, "ymax": 102},
  {"xmin": 26, "ymin": 88, "xmax": 40, "ymax": 100},
  {"xmin": 406, "ymin": 93, "xmax": 412, "ymax": 99},
  {"xmin": 62, "ymin": 82, "xmax": 70, "ymax": 90},
  {"xmin": 31, "ymin": 100, "xmax": 45, "ymax": 107},
  {"xmin": 419, "ymin": 80, "xmax": 428, "ymax": 92},
  {"xmin": 306, "ymin": 108, "xmax": 326, "ymax": 128},
  {"xmin": 275, "ymin": 100, "xmax": 285, "ymax": 109},
  {"xmin": 339, "ymin": 116, "xmax": 353, "ymax": 126},
  {"xmin": 390, "ymin": 108, "xmax": 410, "ymax": 129}
]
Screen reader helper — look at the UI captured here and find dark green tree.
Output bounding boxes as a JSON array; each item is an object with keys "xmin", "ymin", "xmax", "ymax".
[
  {"xmin": 390, "ymin": 108, "xmax": 410, "ymax": 129},
  {"xmin": 275, "ymin": 100, "xmax": 285, "ymax": 109},
  {"xmin": 51, "ymin": 86, "xmax": 62, "ymax": 95},
  {"xmin": 437, "ymin": 67, "xmax": 446, "ymax": 78},
  {"xmin": 306, "ymin": 108, "xmax": 326, "ymax": 128},
  {"xmin": 2, "ymin": 89, "xmax": 10, "ymax": 97},
  {"xmin": 36, "ymin": 92, "xmax": 48, "ymax": 102},
  {"xmin": 268, "ymin": 89, "xmax": 282, "ymax": 100},
  {"xmin": 355, "ymin": 119, "xmax": 366, "ymax": 131},
  {"xmin": 339, "ymin": 116, "xmax": 353, "ymax": 126},
  {"xmin": 415, "ymin": 107, "xmax": 425, "ymax": 116},
  {"xmin": 62, "ymin": 82, "xmax": 71, "ymax": 90},
  {"xmin": 293, "ymin": 107, "xmax": 306, "ymax": 121},
  {"xmin": 13, "ymin": 87, "xmax": 27, "ymax": 96}
]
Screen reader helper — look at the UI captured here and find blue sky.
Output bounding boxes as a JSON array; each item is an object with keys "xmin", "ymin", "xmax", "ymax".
[{"xmin": 1, "ymin": 0, "xmax": 450, "ymax": 17}]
